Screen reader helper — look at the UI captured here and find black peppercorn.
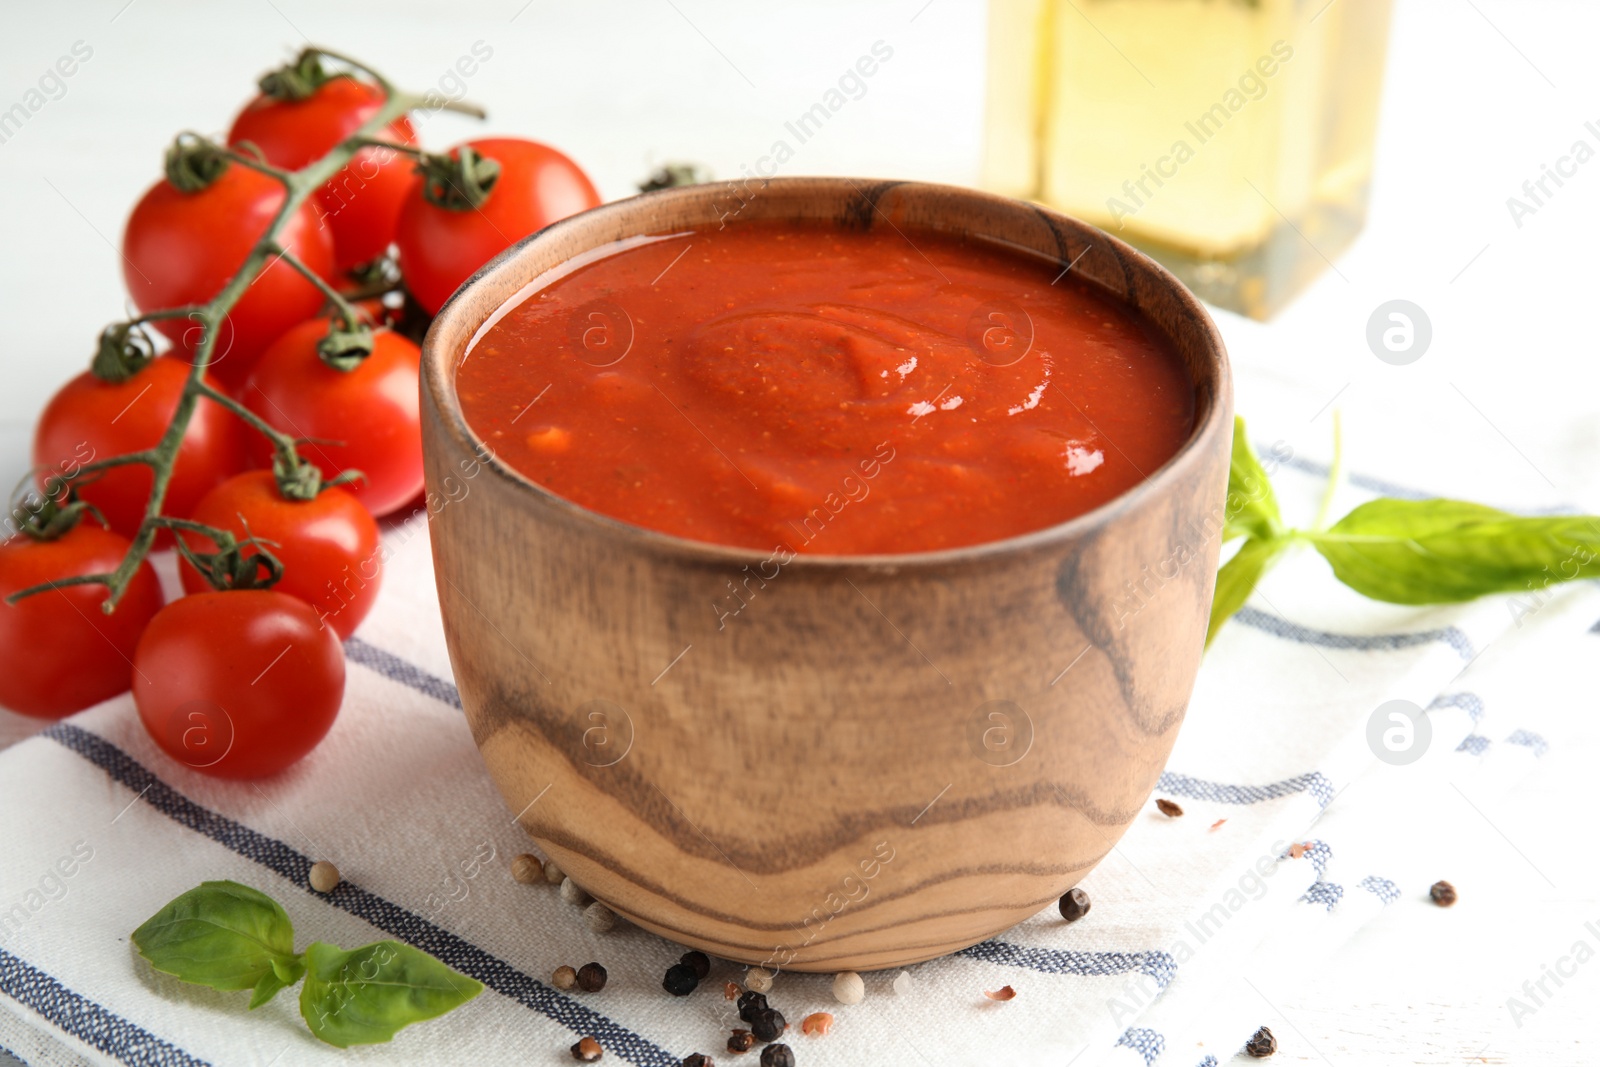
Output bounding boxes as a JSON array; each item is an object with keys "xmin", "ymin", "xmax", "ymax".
[
  {"xmin": 736, "ymin": 990, "xmax": 769, "ymax": 1022},
  {"xmin": 1245, "ymin": 1026, "xmax": 1276, "ymax": 1058},
  {"xmin": 1429, "ymin": 880, "xmax": 1457, "ymax": 907},
  {"xmin": 750, "ymin": 1007, "xmax": 786, "ymax": 1043},
  {"xmin": 576, "ymin": 962, "xmax": 608, "ymax": 992},
  {"xmin": 681, "ymin": 1056, "xmax": 714, "ymax": 1067},
  {"xmin": 1058, "ymin": 887, "xmax": 1091, "ymax": 922},
  {"xmin": 682, "ymin": 950, "xmax": 712, "ymax": 979},
  {"xmin": 663, "ymin": 962, "xmax": 700, "ymax": 996},
  {"xmin": 727, "ymin": 1029, "xmax": 756, "ymax": 1053},
  {"xmin": 759, "ymin": 1044, "xmax": 795, "ymax": 1067}
]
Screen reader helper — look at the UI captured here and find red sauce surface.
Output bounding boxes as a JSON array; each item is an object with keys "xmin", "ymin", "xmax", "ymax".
[{"xmin": 457, "ymin": 220, "xmax": 1194, "ymax": 554}]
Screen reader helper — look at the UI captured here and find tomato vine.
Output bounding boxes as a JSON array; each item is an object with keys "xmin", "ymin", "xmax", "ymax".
[{"xmin": 7, "ymin": 48, "xmax": 483, "ymax": 612}]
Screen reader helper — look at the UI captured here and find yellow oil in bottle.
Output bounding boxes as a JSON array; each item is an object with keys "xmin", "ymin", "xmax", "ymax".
[{"xmin": 984, "ymin": 0, "xmax": 1392, "ymax": 319}]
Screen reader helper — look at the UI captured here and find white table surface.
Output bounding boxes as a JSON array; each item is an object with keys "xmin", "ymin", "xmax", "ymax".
[{"xmin": 3, "ymin": 1, "xmax": 1598, "ymax": 1063}]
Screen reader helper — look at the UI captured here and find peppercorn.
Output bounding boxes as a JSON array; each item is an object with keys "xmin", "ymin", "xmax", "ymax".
[
  {"xmin": 663, "ymin": 962, "xmax": 699, "ymax": 996},
  {"xmin": 727, "ymin": 1030, "xmax": 756, "ymax": 1053},
  {"xmin": 1058, "ymin": 887, "xmax": 1091, "ymax": 923},
  {"xmin": 1245, "ymin": 1026, "xmax": 1276, "ymax": 1057},
  {"xmin": 723, "ymin": 981, "xmax": 741, "ymax": 1000},
  {"xmin": 759, "ymin": 1044, "xmax": 795, "ymax": 1067},
  {"xmin": 552, "ymin": 965, "xmax": 578, "ymax": 990},
  {"xmin": 831, "ymin": 971, "xmax": 864, "ymax": 1005},
  {"xmin": 308, "ymin": 861, "xmax": 340, "ymax": 894},
  {"xmin": 511, "ymin": 853, "xmax": 543, "ymax": 885},
  {"xmin": 682, "ymin": 950, "xmax": 711, "ymax": 979},
  {"xmin": 800, "ymin": 1012, "xmax": 833, "ymax": 1036},
  {"xmin": 681, "ymin": 1056, "xmax": 714, "ymax": 1067},
  {"xmin": 891, "ymin": 971, "xmax": 911, "ymax": 996},
  {"xmin": 576, "ymin": 962, "xmax": 608, "ymax": 992},
  {"xmin": 737, "ymin": 990, "xmax": 769, "ymax": 1022},
  {"xmin": 1155, "ymin": 798, "xmax": 1184, "ymax": 817},
  {"xmin": 750, "ymin": 1007, "xmax": 786, "ymax": 1043},
  {"xmin": 584, "ymin": 902, "xmax": 618, "ymax": 934},
  {"xmin": 571, "ymin": 1035, "xmax": 603, "ymax": 1062},
  {"xmin": 543, "ymin": 858, "xmax": 565, "ymax": 885},
  {"xmin": 745, "ymin": 966, "xmax": 773, "ymax": 993},
  {"xmin": 1430, "ymin": 880, "xmax": 1457, "ymax": 907},
  {"xmin": 561, "ymin": 876, "xmax": 593, "ymax": 907}
]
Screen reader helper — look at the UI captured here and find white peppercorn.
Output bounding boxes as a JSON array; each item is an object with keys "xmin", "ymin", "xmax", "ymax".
[
  {"xmin": 832, "ymin": 970, "xmax": 865, "ymax": 1005},
  {"xmin": 560, "ymin": 876, "xmax": 592, "ymax": 907},
  {"xmin": 308, "ymin": 861, "xmax": 340, "ymax": 894},
  {"xmin": 511, "ymin": 853, "xmax": 543, "ymax": 885},
  {"xmin": 583, "ymin": 901, "xmax": 617, "ymax": 934}
]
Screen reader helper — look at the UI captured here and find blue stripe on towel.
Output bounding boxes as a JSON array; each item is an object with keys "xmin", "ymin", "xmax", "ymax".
[
  {"xmin": 1116, "ymin": 1026, "xmax": 1166, "ymax": 1066},
  {"xmin": 1301, "ymin": 881, "xmax": 1343, "ymax": 911},
  {"xmin": 1428, "ymin": 692, "xmax": 1485, "ymax": 723},
  {"xmin": 1158, "ymin": 770, "xmax": 1334, "ymax": 809},
  {"xmin": 1358, "ymin": 876, "xmax": 1400, "ymax": 905},
  {"xmin": 1504, "ymin": 729, "xmax": 1549, "ymax": 757},
  {"xmin": 1233, "ymin": 606, "xmax": 1475, "ymax": 660},
  {"xmin": 1272, "ymin": 451, "xmax": 1432, "ymax": 502},
  {"xmin": 956, "ymin": 941, "xmax": 1176, "ymax": 989},
  {"xmin": 40, "ymin": 725, "xmax": 680, "ymax": 1067},
  {"xmin": 0, "ymin": 946, "xmax": 209, "ymax": 1067},
  {"xmin": 344, "ymin": 638, "xmax": 462, "ymax": 709}
]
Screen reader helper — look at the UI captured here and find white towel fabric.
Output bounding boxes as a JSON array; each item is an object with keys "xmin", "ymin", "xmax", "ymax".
[{"xmin": 0, "ymin": 452, "xmax": 1593, "ymax": 1067}]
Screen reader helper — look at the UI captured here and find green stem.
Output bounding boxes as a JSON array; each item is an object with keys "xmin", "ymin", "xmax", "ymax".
[
  {"xmin": 70, "ymin": 452, "xmax": 158, "ymax": 480},
  {"xmin": 18, "ymin": 52, "xmax": 482, "ymax": 613},
  {"xmin": 5, "ymin": 572, "xmax": 115, "ymax": 605},
  {"xmin": 129, "ymin": 306, "xmax": 205, "ymax": 325},
  {"xmin": 271, "ymin": 245, "xmax": 361, "ymax": 327},
  {"xmin": 193, "ymin": 383, "xmax": 300, "ymax": 454},
  {"xmin": 212, "ymin": 143, "xmax": 294, "ymax": 184},
  {"xmin": 1311, "ymin": 409, "xmax": 1344, "ymax": 533},
  {"xmin": 350, "ymin": 137, "xmax": 426, "ymax": 159}
]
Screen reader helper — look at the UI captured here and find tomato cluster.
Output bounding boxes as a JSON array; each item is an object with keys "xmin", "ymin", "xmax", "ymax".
[{"xmin": 5, "ymin": 51, "xmax": 600, "ymax": 779}]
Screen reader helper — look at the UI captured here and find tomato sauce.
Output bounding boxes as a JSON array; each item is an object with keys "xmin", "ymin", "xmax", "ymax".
[{"xmin": 457, "ymin": 220, "xmax": 1194, "ymax": 554}]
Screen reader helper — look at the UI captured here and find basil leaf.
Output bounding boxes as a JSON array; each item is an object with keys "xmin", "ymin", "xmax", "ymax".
[
  {"xmin": 132, "ymin": 881, "xmax": 303, "ymax": 1006},
  {"xmin": 299, "ymin": 940, "xmax": 483, "ymax": 1047},
  {"xmin": 1223, "ymin": 416, "xmax": 1281, "ymax": 542},
  {"xmin": 1310, "ymin": 498, "xmax": 1600, "ymax": 604},
  {"xmin": 1207, "ymin": 537, "xmax": 1284, "ymax": 646}
]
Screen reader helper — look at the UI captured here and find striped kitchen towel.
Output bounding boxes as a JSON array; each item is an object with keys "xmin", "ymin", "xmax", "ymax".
[{"xmin": 0, "ymin": 449, "xmax": 1592, "ymax": 1067}]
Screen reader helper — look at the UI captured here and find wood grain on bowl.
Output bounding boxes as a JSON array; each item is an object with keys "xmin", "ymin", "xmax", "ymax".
[{"xmin": 421, "ymin": 179, "xmax": 1232, "ymax": 971}]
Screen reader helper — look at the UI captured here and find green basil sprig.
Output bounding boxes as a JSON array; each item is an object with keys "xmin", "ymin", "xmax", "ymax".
[
  {"xmin": 1209, "ymin": 416, "xmax": 1600, "ymax": 645},
  {"xmin": 133, "ymin": 881, "xmax": 482, "ymax": 1047}
]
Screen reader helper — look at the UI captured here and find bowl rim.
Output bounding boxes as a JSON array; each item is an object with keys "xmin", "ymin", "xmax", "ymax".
[{"xmin": 421, "ymin": 176, "xmax": 1233, "ymax": 571}]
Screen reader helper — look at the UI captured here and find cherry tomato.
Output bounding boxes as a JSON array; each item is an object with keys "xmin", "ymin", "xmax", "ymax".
[
  {"xmin": 122, "ymin": 160, "xmax": 336, "ymax": 392},
  {"xmin": 33, "ymin": 357, "xmax": 243, "ymax": 544},
  {"xmin": 228, "ymin": 76, "xmax": 418, "ymax": 273},
  {"xmin": 0, "ymin": 522, "xmax": 164, "ymax": 719},
  {"xmin": 133, "ymin": 590, "xmax": 344, "ymax": 779},
  {"xmin": 241, "ymin": 319, "xmax": 423, "ymax": 517},
  {"xmin": 179, "ymin": 471, "xmax": 382, "ymax": 639},
  {"xmin": 395, "ymin": 137, "xmax": 601, "ymax": 314}
]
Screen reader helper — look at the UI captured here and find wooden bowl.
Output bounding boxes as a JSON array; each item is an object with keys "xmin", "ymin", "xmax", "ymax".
[{"xmin": 420, "ymin": 178, "xmax": 1232, "ymax": 971}]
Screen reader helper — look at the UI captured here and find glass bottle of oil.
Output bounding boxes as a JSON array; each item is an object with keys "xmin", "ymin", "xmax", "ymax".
[{"xmin": 984, "ymin": 0, "xmax": 1393, "ymax": 320}]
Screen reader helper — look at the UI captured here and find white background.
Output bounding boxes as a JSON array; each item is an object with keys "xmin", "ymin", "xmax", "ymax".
[{"xmin": 2, "ymin": 1, "xmax": 1598, "ymax": 1063}]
